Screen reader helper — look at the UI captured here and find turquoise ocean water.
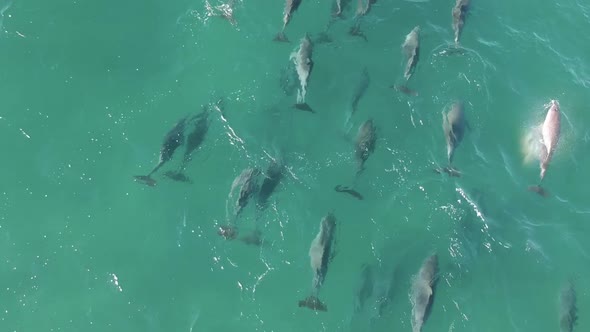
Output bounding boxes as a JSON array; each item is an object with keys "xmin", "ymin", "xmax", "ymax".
[{"xmin": 1, "ymin": 0, "xmax": 590, "ymax": 331}]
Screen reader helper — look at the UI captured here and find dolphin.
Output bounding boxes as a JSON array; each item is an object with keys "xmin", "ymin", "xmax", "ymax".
[
  {"xmin": 274, "ymin": 0, "xmax": 303, "ymax": 42},
  {"xmin": 410, "ymin": 254, "xmax": 438, "ymax": 332},
  {"xmin": 355, "ymin": 0, "xmax": 375, "ymax": 17},
  {"xmin": 402, "ymin": 26, "xmax": 420, "ymax": 81},
  {"xmin": 559, "ymin": 281, "xmax": 577, "ymax": 332},
  {"xmin": 133, "ymin": 116, "xmax": 187, "ymax": 186},
  {"xmin": 350, "ymin": 67, "xmax": 370, "ymax": 118},
  {"xmin": 348, "ymin": 18, "xmax": 368, "ymax": 41},
  {"xmin": 256, "ymin": 159, "xmax": 284, "ymax": 210},
  {"xmin": 234, "ymin": 168, "xmax": 260, "ymax": 218},
  {"xmin": 299, "ymin": 212, "xmax": 337, "ymax": 312},
  {"xmin": 452, "ymin": 0, "xmax": 470, "ymax": 45},
  {"xmin": 219, "ymin": 168, "xmax": 260, "ymax": 240},
  {"xmin": 204, "ymin": 0, "xmax": 237, "ymax": 26},
  {"xmin": 290, "ymin": 34, "xmax": 314, "ymax": 112},
  {"xmin": 443, "ymin": 101, "xmax": 467, "ymax": 165},
  {"xmin": 355, "ymin": 118, "xmax": 377, "ymax": 174},
  {"xmin": 165, "ymin": 107, "xmax": 211, "ymax": 183},
  {"xmin": 353, "ymin": 263, "xmax": 375, "ymax": 313},
  {"xmin": 335, "ymin": 119, "xmax": 376, "ymax": 200},
  {"xmin": 528, "ymin": 100, "xmax": 561, "ymax": 196}
]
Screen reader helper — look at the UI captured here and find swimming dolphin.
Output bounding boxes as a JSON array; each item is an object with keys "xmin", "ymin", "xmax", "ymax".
[
  {"xmin": 219, "ymin": 168, "xmax": 260, "ymax": 240},
  {"xmin": 335, "ymin": 119, "xmax": 376, "ymax": 200},
  {"xmin": 528, "ymin": 100, "xmax": 560, "ymax": 196},
  {"xmin": 443, "ymin": 101, "xmax": 467, "ymax": 165},
  {"xmin": 411, "ymin": 254, "xmax": 438, "ymax": 332},
  {"xmin": 402, "ymin": 26, "xmax": 420, "ymax": 81},
  {"xmin": 256, "ymin": 159, "xmax": 284, "ymax": 209},
  {"xmin": 274, "ymin": 0, "xmax": 303, "ymax": 42},
  {"xmin": 299, "ymin": 212, "xmax": 337, "ymax": 312},
  {"xmin": 350, "ymin": 67, "xmax": 370, "ymax": 119},
  {"xmin": 332, "ymin": 0, "xmax": 347, "ymax": 17},
  {"xmin": 347, "ymin": 16, "xmax": 368, "ymax": 41},
  {"xmin": 234, "ymin": 168, "xmax": 260, "ymax": 218},
  {"xmin": 353, "ymin": 263, "xmax": 375, "ymax": 313},
  {"xmin": 290, "ymin": 34, "xmax": 314, "ymax": 112},
  {"xmin": 355, "ymin": 118, "xmax": 377, "ymax": 174},
  {"xmin": 559, "ymin": 281, "xmax": 577, "ymax": 332},
  {"xmin": 133, "ymin": 116, "xmax": 187, "ymax": 186},
  {"xmin": 165, "ymin": 107, "xmax": 211, "ymax": 183},
  {"xmin": 452, "ymin": 0, "xmax": 470, "ymax": 45},
  {"xmin": 204, "ymin": 0, "xmax": 237, "ymax": 26}
]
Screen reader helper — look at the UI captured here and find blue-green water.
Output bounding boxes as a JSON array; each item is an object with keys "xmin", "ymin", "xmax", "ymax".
[{"xmin": 1, "ymin": 0, "xmax": 589, "ymax": 331}]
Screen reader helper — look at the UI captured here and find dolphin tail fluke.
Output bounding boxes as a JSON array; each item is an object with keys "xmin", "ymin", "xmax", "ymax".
[
  {"xmin": 528, "ymin": 185, "xmax": 548, "ymax": 197},
  {"xmin": 294, "ymin": 103, "xmax": 315, "ymax": 113},
  {"xmin": 334, "ymin": 185, "xmax": 363, "ymax": 200},
  {"xmin": 298, "ymin": 295, "xmax": 328, "ymax": 312},
  {"xmin": 273, "ymin": 32, "xmax": 289, "ymax": 43},
  {"xmin": 133, "ymin": 175, "xmax": 157, "ymax": 187}
]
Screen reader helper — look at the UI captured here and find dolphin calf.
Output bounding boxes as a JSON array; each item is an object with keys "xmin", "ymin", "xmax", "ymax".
[
  {"xmin": 299, "ymin": 212, "xmax": 337, "ymax": 312},
  {"xmin": 350, "ymin": 67, "xmax": 370, "ymax": 119},
  {"xmin": 402, "ymin": 26, "xmax": 420, "ymax": 81},
  {"xmin": 528, "ymin": 100, "xmax": 561, "ymax": 196},
  {"xmin": 274, "ymin": 0, "xmax": 303, "ymax": 42},
  {"xmin": 559, "ymin": 281, "xmax": 577, "ymax": 332},
  {"xmin": 410, "ymin": 254, "xmax": 438, "ymax": 332},
  {"xmin": 133, "ymin": 116, "xmax": 187, "ymax": 186},
  {"xmin": 452, "ymin": 0, "xmax": 470, "ymax": 45},
  {"xmin": 165, "ymin": 107, "xmax": 211, "ymax": 183},
  {"xmin": 290, "ymin": 34, "xmax": 314, "ymax": 112}
]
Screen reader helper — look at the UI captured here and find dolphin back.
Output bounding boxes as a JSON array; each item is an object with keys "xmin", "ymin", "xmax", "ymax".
[{"xmin": 559, "ymin": 282, "xmax": 577, "ymax": 332}]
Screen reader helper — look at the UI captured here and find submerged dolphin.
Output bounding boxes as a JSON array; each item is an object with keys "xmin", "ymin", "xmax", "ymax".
[
  {"xmin": 165, "ymin": 107, "xmax": 211, "ymax": 183},
  {"xmin": 134, "ymin": 116, "xmax": 187, "ymax": 186},
  {"xmin": 274, "ymin": 0, "xmax": 303, "ymax": 42},
  {"xmin": 353, "ymin": 263, "xmax": 375, "ymax": 313},
  {"xmin": 402, "ymin": 26, "xmax": 420, "ymax": 80},
  {"xmin": 350, "ymin": 67, "xmax": 370, "ymax": 118},
  {"xmin": 411, "ymin": 254, "xmax": 438, "ymax": 332},
  {"xmin": 452, "ymin": 0, "xmax": 470, "ymax": 45},
  {"xmin": 559, "ymin": 281, "xmax": 577, "ymax": 332},
  {"xmin": 528, "ymin": 100, "xmax": 561, "ymax": 196},
  {"xmin": 256, "ymin": 159, "xmax": 284, "ymax": 209},
  {"xmin": 299, "ymin": 212, "xmax": 337, "ymax": 312},
  {"xmin": 290, "ymin": 34, "xmax": 314, "ymax": 112}
]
